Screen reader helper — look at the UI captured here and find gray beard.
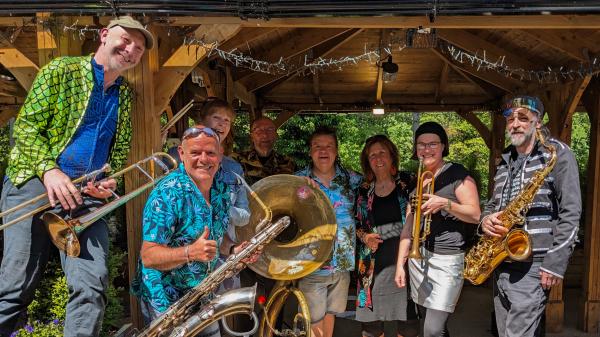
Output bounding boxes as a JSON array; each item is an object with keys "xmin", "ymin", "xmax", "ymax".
[{"xmin": 507, "ymin": 127, "xmax": 535, "ymax": 147}]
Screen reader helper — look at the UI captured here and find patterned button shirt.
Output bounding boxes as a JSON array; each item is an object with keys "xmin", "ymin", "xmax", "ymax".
[
  {"xmin": 131, "ymin": 164, "xmax": 230, "ymax": 313},
  {"xmin": 296, "ymin": 165, "xmax": 362, "ymax": 275},
  {"xmin": 231, "ymin": 149, "xmax": 296, "ymax": 186}
]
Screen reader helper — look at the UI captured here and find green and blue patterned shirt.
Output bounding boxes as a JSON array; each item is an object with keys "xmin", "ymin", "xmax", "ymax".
[
  {"xmin": 131, "ymin": 164, "xmax": 231, "ymax": 312},
  {"xmin": 296, "ymin": 165, "xmax": 362, "ymax": 275}
]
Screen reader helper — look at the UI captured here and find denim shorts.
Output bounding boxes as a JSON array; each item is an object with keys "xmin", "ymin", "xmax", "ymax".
[{"xmin": 297, "ymin": 271, "xmax": 350, "ymax": 323}]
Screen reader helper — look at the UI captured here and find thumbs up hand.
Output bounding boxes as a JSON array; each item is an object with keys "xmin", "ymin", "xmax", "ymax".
[{"xmin": 189, "ymin": 227, "xmax": 218, "ymax": 262}]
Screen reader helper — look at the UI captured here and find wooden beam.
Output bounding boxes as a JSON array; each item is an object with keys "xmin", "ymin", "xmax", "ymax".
[
  {"xmin": 124, "ymin": 25, "xmax": 160, "ymax": 330},
  {"xmin": 559, "ymin": 74, "xmax": 592, "ymax": 140},
  {"xmin": 237, "ymin": 28, "xmax": 349, "ymax": 83},
  {"xmin": 438, "ymin": 29, "xmax": 536, "ymax": 71},
  {"xmin": 579, "ymin": 79, "xmax": 600, "ymax": 333},
  {"xmin": 162, "ymin": 24, "xmax": 241, "ymax": 67},
  {"xmin": 163, "ymin": 15, "xmax": 600, "ymax": 29},
  {"xmin": 0, "ymin": 78, "xmax": 26, "ymax": 97},
  {"xmin": 217, "ymin": 27, "xmax": 277, "ymax": 52},
  {"xmin": 254, "ymin": 28, "xmax": 363, "ymax": 95},
  {"xmin": 273, "ymin": 109, "xmax": 298, "ymax": 128},
  {"xmin": 263, "ymin": 102, "xmax": 491, "ymax": 113},
  {"xmin": 234, "ymin": 81, "xmax": 257, "ymax": 108},
  {"xmin": 0, "ymin": 106, "xmax": 20, "ymax": 126},
  {"xmin": 0, "ymin": 32, "xmax": 39, "ymax": 90},
  {"xmin": 36, "ymin": 13, "xmax": 57, "ymax": 67},
  {"xmin": 154, "ymin": 24, "xmax": 241, "ymax": 116},
  {"xmin": 375, "ymin": 30, "xmax": 384, "ymax": 102},
  {"xmin": 520, "ymin": 30, "xmax": 587, "ymax": 62},
  {"xmin": 225, "ymin": 65, "xmax": 234, "ymax": 104},
  {"xmin": 430, "ymin": 48, "xmax": 518, "ymax": 94},
  {"xmin": 456, "ymin": 110, "xmax": 491, "ymax": 149},
  {"xmin": 435, "ymin": 62, "xmax": 449, "ymax": 104},
  {"xmin": 312, "ymin": 72, "xmax": 322, "ymax": 104}
]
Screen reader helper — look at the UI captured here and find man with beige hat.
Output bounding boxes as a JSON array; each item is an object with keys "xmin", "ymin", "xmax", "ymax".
[{"xmin": 0, "ymin": 16, "xmax": 153, "ymax": 337}]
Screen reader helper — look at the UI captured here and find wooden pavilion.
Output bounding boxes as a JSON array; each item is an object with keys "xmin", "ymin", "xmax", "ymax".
[{"xmin": 1, "ymin": 2, "xmax": 600, "ymax": 333}]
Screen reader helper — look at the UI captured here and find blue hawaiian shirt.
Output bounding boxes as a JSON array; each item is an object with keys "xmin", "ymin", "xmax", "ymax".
[
  {"xmin": 131, "ymin": 164, "xmax": 231, "ymax": 312},
  {"xmin": 296, "ymin": 165, "xmax": 362, "ymax": 275}
]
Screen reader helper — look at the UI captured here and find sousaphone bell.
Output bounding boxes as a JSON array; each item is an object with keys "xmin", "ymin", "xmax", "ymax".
[{"xmin": 236, "ymin": 174, "xmax": 337, "ymax": 337}]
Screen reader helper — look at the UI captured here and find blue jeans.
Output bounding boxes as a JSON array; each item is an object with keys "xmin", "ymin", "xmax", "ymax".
[{"xmin": 0, "ymin": 177, "xmax": 109, "ymax": 337}]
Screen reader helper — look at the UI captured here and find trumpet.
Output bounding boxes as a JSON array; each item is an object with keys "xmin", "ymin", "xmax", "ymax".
[
  {"xmin": 2, "ymin": 152, "xmax": 177, "ymax": 257},
  {"xmin": 408, "ymin": 157, "xmax": 435, "ymax": 260}
]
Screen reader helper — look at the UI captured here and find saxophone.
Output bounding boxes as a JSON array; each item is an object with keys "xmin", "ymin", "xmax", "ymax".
[
  {"xmin": 464, "ymin": 129, "xmax": 557, "ymax": 285},
  {"xmin": 135, "ymin": 216, "xmax": 291, "ymax": 337}
]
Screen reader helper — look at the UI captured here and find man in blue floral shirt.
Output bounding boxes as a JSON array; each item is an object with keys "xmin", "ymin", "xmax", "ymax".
[
  {"xmin": 295, "ymin": 127, "xmax": 362, "ymax": 337},
  {"xmin": 131, "ymin": 126, "xmax": 241, "ymax": 337}
]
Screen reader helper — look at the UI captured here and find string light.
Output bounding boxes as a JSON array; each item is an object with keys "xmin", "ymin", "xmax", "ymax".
[{"xmin": 7, "ymin": 18, "xmax": 599, "ymax": 84}]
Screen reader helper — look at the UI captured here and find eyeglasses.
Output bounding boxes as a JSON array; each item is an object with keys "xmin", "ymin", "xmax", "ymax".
[
  {"xmin": 416, "ymin": 141, "xmax": 441, "ymax": 150},
  {"xmin": 181, "ymin": 126, "xmax": 221, "ymax": 143}
]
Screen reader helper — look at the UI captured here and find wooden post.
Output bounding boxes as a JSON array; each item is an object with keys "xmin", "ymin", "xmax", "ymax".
[
  {"xmin": 542, "ymin": 84, "xmax": 578, "ymax": 333},
  {"xmin": 488, "ymin": 112, "xmax": 505, "ymax": 197},
  {"xmin": 124, "ymin": 26, "xmax": 160, "ymax": 329},
  {"xmin": 579, "ymin": 81, "xmax": 600, "ymax": 333}
]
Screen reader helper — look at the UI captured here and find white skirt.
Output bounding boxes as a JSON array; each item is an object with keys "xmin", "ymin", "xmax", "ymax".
[{"xmin": 408, "ymin": 247, "xmax": 464, "ymax": 313}]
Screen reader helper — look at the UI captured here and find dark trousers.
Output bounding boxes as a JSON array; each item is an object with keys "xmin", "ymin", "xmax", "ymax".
[
  {"xmin": 0, "ymin": 177, "xmax": 109, "ymax": 337},
  {"xmin": 493, "ymin": 261, "xmax": 548, "ymax": 337}
]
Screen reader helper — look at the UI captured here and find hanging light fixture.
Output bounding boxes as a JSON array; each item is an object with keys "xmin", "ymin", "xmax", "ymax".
[
  {"xmin": 372, "ymin": 99, "xmax": 385, "ymax": 115},
  {"xmin": 382, "ymin": 56, "xmax": 399, "ymax": 83}
]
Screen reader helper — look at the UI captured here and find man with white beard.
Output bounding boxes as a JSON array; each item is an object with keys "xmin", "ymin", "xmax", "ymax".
[{"xmin": 480, "ymin": 95, "xmax": 581, "ymax": 337}]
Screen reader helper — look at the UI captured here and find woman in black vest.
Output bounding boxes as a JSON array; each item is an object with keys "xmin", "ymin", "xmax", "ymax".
[{"xmin": 395, "ymin": 122, "xmax": 481, "ymax": 337}]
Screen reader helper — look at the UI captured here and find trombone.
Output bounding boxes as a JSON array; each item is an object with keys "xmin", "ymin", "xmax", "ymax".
[
  {"xmin": 0, "ymin": 164, "xmax": 112, "ymax": 231},
  {"xmin": 1, "ymin": 152, "xmax": 178, "ymax": 257},
  {"xmin": 408, "ymin": 157, "xmax": 435, "ymax": 260}
]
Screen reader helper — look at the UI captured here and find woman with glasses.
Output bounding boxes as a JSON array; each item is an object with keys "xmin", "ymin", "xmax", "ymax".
[
  {"xmin": 355, "ymin": 135, "xmax": 418, "ymax": 337},
  {"xmin": 394, "ymin": 122, "xmax": 481, "ymax": 337}
]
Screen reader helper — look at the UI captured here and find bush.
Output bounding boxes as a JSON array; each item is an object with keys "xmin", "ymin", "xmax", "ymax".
[{"xmin": 10, "ymin": 245, "xmax": 125, "ymax": 337}]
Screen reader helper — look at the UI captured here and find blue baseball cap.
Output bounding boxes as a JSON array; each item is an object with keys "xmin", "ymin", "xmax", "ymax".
[{"xmin": 502, "ymin": 95, "xmax": 544, "ymax": 118}]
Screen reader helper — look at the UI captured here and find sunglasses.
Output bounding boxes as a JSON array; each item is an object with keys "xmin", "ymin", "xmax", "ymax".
[{"xmin": 181, "ymin": 126, "xmax": 221, "ymax": 143}]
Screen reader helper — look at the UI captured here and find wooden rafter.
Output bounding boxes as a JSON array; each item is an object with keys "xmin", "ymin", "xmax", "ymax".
[
  {"xmin": 0, "ymin": 34, "xmax": 39, "ymax": 90},
  {"xmin": 36, "ymin": 12, "xmax": 57, "ymax": 67},
  {"xmin": 559, "ymin": 73, "xmax": 592, "ymax": 140},
  {"xmin": 375, "ymin": 30, "xmax": 384, "ymax": 102},
  {"xmin": 520, "ymin": 30, "xmax": 587, "ymax": 62},
  {"xmin": 456, "ymin": 110, "xmax": 491, "ymax": 148},
  {"xmin": 154, "ymin": 24, "xmax": 241, "ymax": 116},
  {"xmin": 435, "ymin": 62, "xmax": 449, "ymax": 103},
  {"xmin": 431, "ymin": 47, "xmax": 521, "ymax": 93},
  {"xmin": 437, "ymin": 29, "xmax": 536, "ymax": 71},
  {"xmin": 254, "ymin": 28, "xmax": 363, "ymax": 95},
  {"xmin": 430, "ymin": 48, "xmax": 504, "ymax": 97},
  {"xmin": 0, "ymin": 78, "xmax": 26, "ymax": 97},
  {"xmin": 312, "ymin": 71, "xmax": 322, "ymax": 104},
  {"xmin": 237, "ymin": 28, "xmax": 349, "ymax": 84},
  {"xmin": 218, "ymin": 27, "xmax": 277, "ymax": 52}
]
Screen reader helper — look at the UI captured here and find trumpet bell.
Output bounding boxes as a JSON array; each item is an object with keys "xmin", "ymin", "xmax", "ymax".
[
  {"xmin": 42, "ymin": 212, "xmax": 80, "ymax": 257},
  {"xmin": 236, "ymin": 174, "xmax": 337, "ymax": 280}
]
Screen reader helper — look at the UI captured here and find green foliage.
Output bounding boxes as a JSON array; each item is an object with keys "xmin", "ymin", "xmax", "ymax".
[
  {"xmin": 12, "ymin": 245, "xmax": 125, "ymax": 337},
  {"xmin": 234, "ymin": 112, "xmax": 491, "ymax": 198},
  {"xmin": 570, "ymin": 112, "xmax": 590, "ymax": 187},
  {"xmin": 12, "ymin": 320, "xmax": 63, "ymax": 337}
]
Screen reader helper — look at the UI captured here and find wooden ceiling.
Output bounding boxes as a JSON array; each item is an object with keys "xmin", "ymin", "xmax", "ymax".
[{"xmin": 1, "ymin": 14, "xmax": 600, "ymax": 121}]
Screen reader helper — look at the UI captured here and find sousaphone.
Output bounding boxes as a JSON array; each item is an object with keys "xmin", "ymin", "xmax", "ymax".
[{"xmin": 236, "ymin": 174, "xmax": 336, "ymax": 337}]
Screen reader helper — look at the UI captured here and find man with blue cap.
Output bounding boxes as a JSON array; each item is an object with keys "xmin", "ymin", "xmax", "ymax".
[{"xmin": 480, "ymin": 95, "xmax": 581, "ymax": 337}]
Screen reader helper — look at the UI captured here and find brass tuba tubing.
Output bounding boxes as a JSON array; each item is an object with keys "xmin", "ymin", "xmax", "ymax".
[
  {"xmin": 41, "ymin": 152, "xmax": 178, "ymax": 257},
  {"xmin": 0, "ymin": 163, "xmax": 112, "ymax": 232}
]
